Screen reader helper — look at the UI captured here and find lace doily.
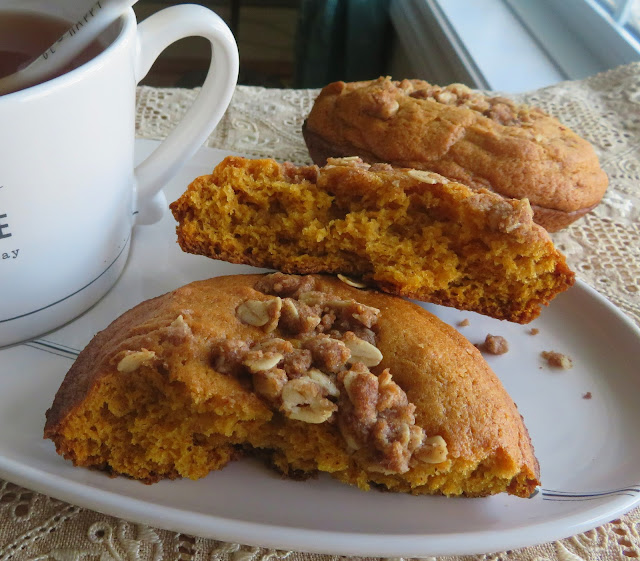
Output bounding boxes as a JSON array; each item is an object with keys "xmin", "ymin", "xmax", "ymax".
[{"xmin": 2, "ymin": 63, "xmax": 639, "ymax": 561}]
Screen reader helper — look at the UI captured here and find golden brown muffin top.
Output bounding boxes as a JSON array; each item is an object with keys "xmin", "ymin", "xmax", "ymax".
[{"xmin": 305, "ymin": 77, "xmax": 608, "ymax": 214}]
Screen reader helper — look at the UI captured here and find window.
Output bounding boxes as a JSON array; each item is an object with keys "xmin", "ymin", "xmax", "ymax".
[
  {"xmin": 506, "ymin": 0, "xmax": 640, "ymax": 80},
  {"xmin": 390, "ymin": 0, "xmax": 640, "ymax": 92}
]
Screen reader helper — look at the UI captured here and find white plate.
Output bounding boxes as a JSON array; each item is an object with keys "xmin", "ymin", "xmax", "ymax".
[{"xmin": 1, "ymin": 139, "xmax": 639, "ymax": 557}]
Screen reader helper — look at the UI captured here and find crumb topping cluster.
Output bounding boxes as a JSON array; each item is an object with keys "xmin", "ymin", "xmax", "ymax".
[
  {"xmin": 479, "ymin": 334, "xmax": 509, "ymax": 355},
  {"xmin": 347, "ymin": 77, "xmax": 543, "ymax": 127},
  {"xmin": 541, "ymin": 350, "xmax": 573, "ymax": 369},
  {"xmin": 399, "ymin": 80, "xmax": 543, "ymax": 127},
  {"xmin": 211, "ymin": 273, "xmax": 448, "ymax": 473}
]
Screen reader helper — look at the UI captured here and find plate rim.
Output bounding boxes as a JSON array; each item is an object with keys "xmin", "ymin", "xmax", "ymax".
[{"xmin": 0, "ymin": 429, "xmax": 638, "ymax": 558}]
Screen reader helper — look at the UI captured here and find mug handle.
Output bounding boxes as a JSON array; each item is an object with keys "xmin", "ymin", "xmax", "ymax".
[{"xmin": 132, "ymin": 4, "xmax": 238, "ymax": 224}]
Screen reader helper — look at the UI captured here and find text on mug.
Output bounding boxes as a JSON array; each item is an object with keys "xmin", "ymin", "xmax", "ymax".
[
  {"xmin": 2, "ymin": 250, "xmax": 19, "ymax": 260},
  {"xmin": 0, "ymin": 214, "xmax": 11, "ymax": 239}
]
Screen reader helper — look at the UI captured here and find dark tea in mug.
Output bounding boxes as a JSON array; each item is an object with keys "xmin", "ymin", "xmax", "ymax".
[{"xmin": 0, "ymin": 11, "xmax": 103, "ymax": 90}]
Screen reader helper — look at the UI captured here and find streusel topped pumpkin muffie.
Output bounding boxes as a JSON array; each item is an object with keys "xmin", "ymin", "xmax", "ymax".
[
  {"xmin": 302, "ymin": 77, "xmax": 608, "ymax": 232},
  {"xmin": 170, "ymin": 156, "xmax": 574, "ymax": 323},
  {"xmin": 45, "ymin": 273, "xmax": 540, "ymax": 497}
]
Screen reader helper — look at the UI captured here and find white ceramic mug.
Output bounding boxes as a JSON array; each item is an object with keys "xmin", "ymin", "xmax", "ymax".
[{"xmin": 0, "ymin": 3, "xmax": 238, "ymax": 347}]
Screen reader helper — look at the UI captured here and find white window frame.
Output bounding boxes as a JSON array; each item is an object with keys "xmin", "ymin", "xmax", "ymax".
[
  {"xmin": 390, "ymin": 0, "xmax": 640, "ymax": 93},
  {"xmin": 505, "ymin": 0, "xmax": 640, "ymax": 80}
]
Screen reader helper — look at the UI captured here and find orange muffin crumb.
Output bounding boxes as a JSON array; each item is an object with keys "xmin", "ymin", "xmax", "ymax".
[{"xmin": 170, "ymin": 156, "xmax": 574, "ymax": 323}]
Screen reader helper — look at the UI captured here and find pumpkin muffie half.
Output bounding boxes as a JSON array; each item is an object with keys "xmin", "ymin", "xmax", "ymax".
[
  {"xmin": 170, "ymin": 155, "xmax": 574, "ymax": 324},
  {"xmin": 45, "ymin": 273, "xmax": 539, "ymax": 498}
]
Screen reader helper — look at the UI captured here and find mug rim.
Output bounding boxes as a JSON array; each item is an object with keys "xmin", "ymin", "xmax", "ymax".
[{"xmin": 0, "ymin": 7, "xmax": 136, "ymax": 102}]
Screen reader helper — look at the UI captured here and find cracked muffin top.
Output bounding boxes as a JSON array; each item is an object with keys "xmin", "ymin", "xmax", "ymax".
[{"xmin": 303, "ymin": 77, "xmax": 608, "ymax": 232}]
